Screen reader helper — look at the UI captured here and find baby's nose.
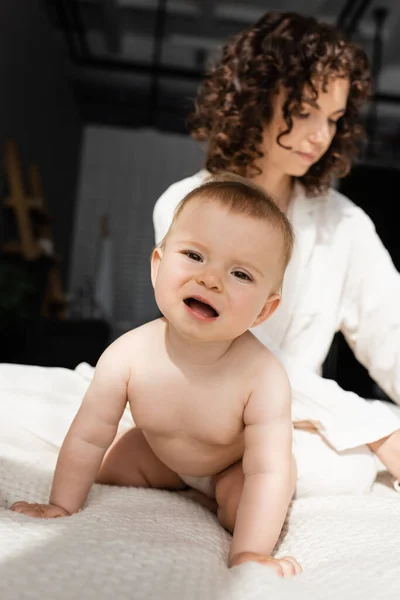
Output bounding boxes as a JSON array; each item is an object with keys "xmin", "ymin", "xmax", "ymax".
[{"xmin": 196, "ymin": 269, "xmax": 222, "ymax": 291}]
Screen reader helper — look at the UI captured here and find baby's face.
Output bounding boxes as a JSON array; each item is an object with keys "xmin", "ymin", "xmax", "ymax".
[{"xmin": 152, "ymin": 199, "xmax": 284, "ymax": 342}]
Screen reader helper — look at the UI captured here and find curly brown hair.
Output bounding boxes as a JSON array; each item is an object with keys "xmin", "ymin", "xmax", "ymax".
[{"xmin": 188, "ymin": 11, "xmax": 371, "ymax": 196}]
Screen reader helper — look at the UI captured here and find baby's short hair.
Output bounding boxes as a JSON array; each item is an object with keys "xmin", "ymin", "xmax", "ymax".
[{"xmin": 161, "ymin": 172, "xmax": 294, "ymax": 278}]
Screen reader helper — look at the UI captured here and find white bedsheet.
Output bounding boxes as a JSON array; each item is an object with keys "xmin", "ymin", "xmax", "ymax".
[{"xmin": 0, "ymin": 362, "xmax": 398, "ymax": 599}]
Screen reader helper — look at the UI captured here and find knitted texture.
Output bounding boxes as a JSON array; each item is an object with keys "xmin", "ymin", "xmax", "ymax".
[{"xmin": 0, "ymin": 363, "xmax": 398, "ymax": 599}]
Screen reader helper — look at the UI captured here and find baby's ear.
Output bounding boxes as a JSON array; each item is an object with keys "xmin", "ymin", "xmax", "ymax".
[
  {"xmin": 252, "ymin": 293, "xmax": 281, "ymax": 327},
  {"xmin": 150, "ymin": 247, "xmax": 163, "ymax": 288}
]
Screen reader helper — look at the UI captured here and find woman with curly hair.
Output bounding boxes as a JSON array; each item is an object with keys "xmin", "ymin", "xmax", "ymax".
[{"xmin": 153, "ymin": 11, "xmax": 400, "ymax": 497}]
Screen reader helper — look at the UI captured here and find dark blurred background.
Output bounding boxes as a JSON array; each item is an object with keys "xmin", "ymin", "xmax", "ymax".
[{"xmin": 0, "ymin": 0, "xmax": 399, "ymax": 401}]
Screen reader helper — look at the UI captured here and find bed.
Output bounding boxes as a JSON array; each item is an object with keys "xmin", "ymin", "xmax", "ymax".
[{"xmin": 0, "ymin": 362, "xmax": 398, "ymax": 600}]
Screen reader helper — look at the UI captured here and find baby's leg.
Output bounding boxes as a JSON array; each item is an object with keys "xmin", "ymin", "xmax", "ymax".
[
  {"xmin": 212, "ymin": 461, "xmax": 244, "ymax": 533},
  {"xmin": 213, "ymin": 457, "xmax": 297, "ymax": 533},
  {"xmin": 96, "ymin": 427, "xmax": 186, "ymax": 491}
]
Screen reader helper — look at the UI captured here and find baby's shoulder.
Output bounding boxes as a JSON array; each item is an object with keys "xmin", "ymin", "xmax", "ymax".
[
  {"xmin": 235, "ymin": 334, "xmax": 291, "ymax": 414},
  {"xmin": 237, "ymin": 331, "xmax": 288, "ymax": 380},
  {"xmin": 107, "ymin": 318, "xmax": 165, "ymax": 358}
]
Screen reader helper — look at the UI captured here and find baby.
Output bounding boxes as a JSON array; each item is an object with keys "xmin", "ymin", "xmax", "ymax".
[{"xmin": 11, "ymin": 174, "xmax": 301, "ymax": 577}]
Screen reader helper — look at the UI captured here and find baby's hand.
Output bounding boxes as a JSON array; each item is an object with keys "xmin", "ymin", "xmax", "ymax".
[
  {"xmin": 10, "ymin": 501, "xmax": 70, "ymax": 519},
  {"xmin": 230, "ymin": 552, "xmax": 302, "ymax": 577}
]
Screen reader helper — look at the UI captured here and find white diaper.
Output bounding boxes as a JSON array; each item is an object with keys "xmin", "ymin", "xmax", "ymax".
[{"xmin": 179, "ymin": 474, "xmax": 215, "ymax": 498}]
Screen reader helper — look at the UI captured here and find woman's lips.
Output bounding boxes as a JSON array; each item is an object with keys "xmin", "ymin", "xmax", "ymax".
[{"xmin": 296, "ymin": 151, "xmax": 317, "ymax": 163}]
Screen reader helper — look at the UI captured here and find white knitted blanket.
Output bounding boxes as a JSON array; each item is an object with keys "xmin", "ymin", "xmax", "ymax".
[{"xmin": 0, "ymin": 363, "xmax": 398, "ymax": 600}]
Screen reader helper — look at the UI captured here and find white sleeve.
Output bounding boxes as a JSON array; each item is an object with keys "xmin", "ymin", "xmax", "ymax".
[
  {"xmin": 340, "ymin": 208, "xmax": 400, "ymax": 403},
  {"xmin": 264, "ymin": 335, "xmax": 400, "ymax": 451},
  {"xmin": 153, "ymin": 184, "xmax": 178, "ymax": 246},
  {"xmin": 153, "ymin": 173, "xmax": 206, "ymax": 245}
]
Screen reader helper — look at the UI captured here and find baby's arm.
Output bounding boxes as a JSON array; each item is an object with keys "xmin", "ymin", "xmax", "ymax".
[
  {"xmin": 12, "ymin": 336, "xmax": 131, "ymax": 517},
  {"xmin": 229, "ymin": 358, "xmax": 300, "ymax": 573}
]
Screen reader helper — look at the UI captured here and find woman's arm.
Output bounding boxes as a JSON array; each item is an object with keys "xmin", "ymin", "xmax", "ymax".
[
  {"xmin": 266, "ymin": 334, "xmax": 400, "ymax": 452},
  {"xmin": 340, "ymin": 207, "xmax": 400, "ymax": 404}
]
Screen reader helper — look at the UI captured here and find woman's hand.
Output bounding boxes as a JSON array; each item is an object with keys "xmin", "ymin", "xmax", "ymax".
[
  {"xmin": 229, "ymin": 551, "xmax": 302, "ymax": 577},
  {"xmin": 10, "ymin": 501, "xmax": 71, "ymax": 519}
]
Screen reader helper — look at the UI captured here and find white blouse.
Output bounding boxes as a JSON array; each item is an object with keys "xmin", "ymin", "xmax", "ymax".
[{"xmin": 153, "ymin": 170, "xmax": 400, "ymax": 450}]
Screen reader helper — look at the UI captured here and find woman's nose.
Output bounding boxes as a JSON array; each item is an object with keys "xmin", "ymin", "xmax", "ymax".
[{"xmin": 309, "ymin": 121, "xmax": 330, "ymax": 145}]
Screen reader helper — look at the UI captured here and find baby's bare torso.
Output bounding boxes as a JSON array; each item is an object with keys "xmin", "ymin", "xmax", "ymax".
[{"xmin": 126, "ymin": 319, "xmax": 269, "ymax": 477}]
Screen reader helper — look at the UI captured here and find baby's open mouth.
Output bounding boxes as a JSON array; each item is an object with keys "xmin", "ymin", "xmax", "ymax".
[{"xmin": 183, "ymin": 297, "xmax": 219, "ymax": 318}]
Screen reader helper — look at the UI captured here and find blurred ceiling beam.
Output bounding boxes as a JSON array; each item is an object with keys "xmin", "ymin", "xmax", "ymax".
[
  {"xmin": 61, "ymin": 0, "xmax": 400, "ymax": 108},
  {"xmin": 366, "ymin": 7, "xmax": 389, "ymax": 149},
  {"xmin": 75, "ymin": 1, "xmax": 245, "ymax": 42},
  {"xmin": 193, "ymin": 0, "xmax": 214, "ymax": 68},
  {"xmin": 380, "ymin": 9, "xmax": 400, "ymax": 64},
  {"xmin": 101, "ymin": 0, "xmax": 121, "ymax": 54},
  {"xmin": 337, "ymin": 0, "xmax": 374, "ymax": 36}
]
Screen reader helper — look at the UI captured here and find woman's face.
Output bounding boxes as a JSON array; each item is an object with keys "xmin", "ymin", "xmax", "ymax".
[{"xmin": 261, "ymin": 77, "xmax": 350, "ymax": 177}]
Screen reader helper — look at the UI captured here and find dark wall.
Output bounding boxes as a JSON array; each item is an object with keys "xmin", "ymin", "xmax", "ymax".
[{"xmin": 0, "ymin": 0, "xmax": 82, "ymax": 280}]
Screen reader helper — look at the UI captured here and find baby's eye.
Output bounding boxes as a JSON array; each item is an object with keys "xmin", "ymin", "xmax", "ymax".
[
  {"xmin": 232, "ymin": 270, "xmax": 252, "ymax": 281},
  {"xmin": 184, "ymin": 251, "xmax": 202, "ymax": 262},
  {"xmin": 297, "ymin": 112, "xmax": 310, "ymax": 120}
]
